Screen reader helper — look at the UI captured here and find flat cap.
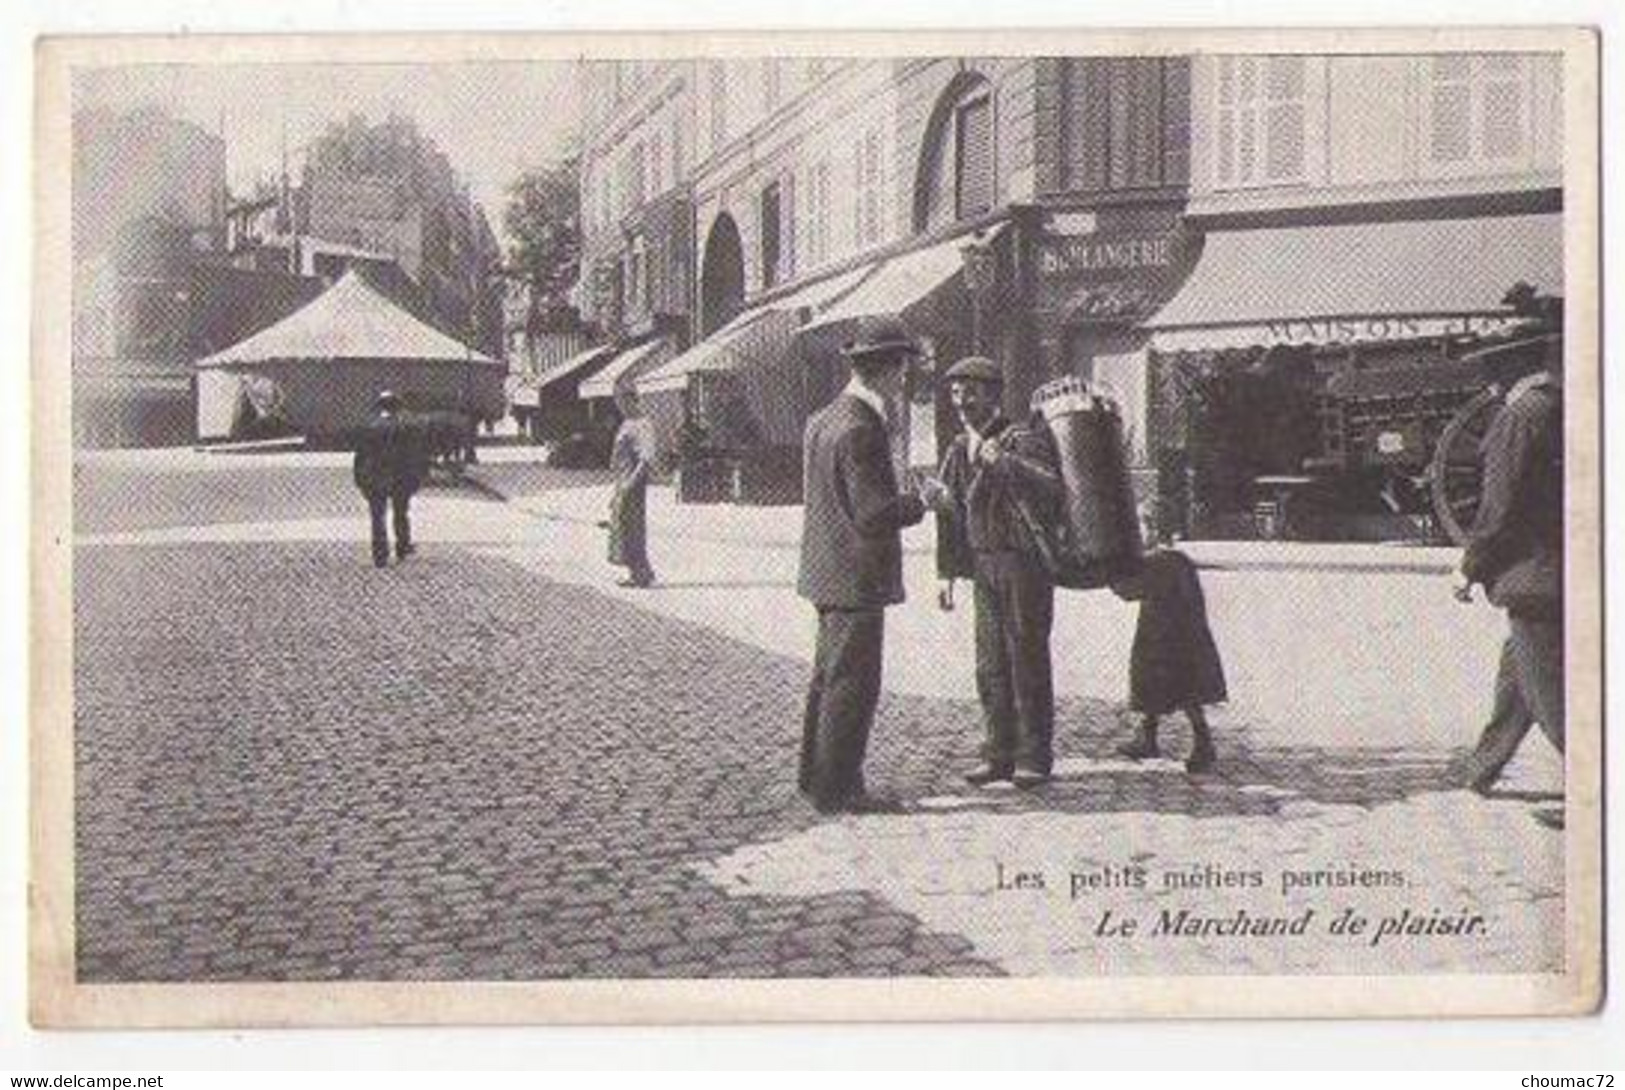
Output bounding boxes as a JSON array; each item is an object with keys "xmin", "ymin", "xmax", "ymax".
[{"xmin": 943, "ymin": 355, "xmax": 1004, "ymax": 384}]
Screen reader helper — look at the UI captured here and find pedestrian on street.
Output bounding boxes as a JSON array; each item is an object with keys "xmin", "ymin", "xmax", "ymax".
[
  {"xmin": 929, "ymin": 355, "xmax": 1065, "ymax": 790},
  {"xmin": 1454, "ymin": 353, "xmax": 1564, "ymax": 795},
  {"xmin": 352, "ymin": 389, "xmax": 429, "ymax": 569},
  {"xmin": 1111, "ymin": 506, "xmax": 1227, "ymax": 774},
  {"xmin": 607, "ymin": 387, "xmax": 659, "ymax": 588},
  {"xmin": 797, "ymin": 315, "xmax": 946, "ymax": 815}
]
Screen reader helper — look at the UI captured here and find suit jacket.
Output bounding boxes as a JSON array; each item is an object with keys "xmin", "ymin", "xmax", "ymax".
[
  {"xmin": 353, "ymin": 410, "xmax": 428, "ymax": 496},
  {"xmin": 935, "ymin": 414, "xmax": 1064, "ymax": 581},
  {"xmin": 1462, "ymin": 374, "xmax": 1563, "ymax": 618},
  {"xmin": 797, "ymin": 393, "xmax": 926, "ymax": 609}
]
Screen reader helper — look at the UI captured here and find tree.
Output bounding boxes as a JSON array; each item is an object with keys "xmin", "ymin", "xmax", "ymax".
[
  {"xmin": 308, "ymin": 113, "xmax": 452, "ymax": 201},
  {"xmin": 502, "ymin": 160, "xmax": 581, "ymax": 316}
]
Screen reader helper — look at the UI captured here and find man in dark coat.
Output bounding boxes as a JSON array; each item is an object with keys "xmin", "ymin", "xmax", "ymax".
[
  {"xmin": 797, "ymin": 315, "xmax": 943, "ymax": 814},
  {"xmin": 931, "ymin": 356, "xmax": 1065, "ymax": 789},
  {"xmin": 1455, "ymin": 360, "xmax": 1564, "ymax": 793},
  {"xmin": 353, "ymin": 389, "xmax": 429, "ymax": 569}
]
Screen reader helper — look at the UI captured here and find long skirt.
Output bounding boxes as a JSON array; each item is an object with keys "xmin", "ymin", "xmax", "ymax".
[
  {"xmin": 607, "ymin": 479, "xmax": 650, "ymax": 570},
  {"xmin": 1128, "ymin": 550, "xmax": 1228, "ymax": 715}
]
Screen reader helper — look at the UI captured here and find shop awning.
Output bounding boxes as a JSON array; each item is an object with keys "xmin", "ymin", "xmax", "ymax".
[
  {"xmin": 636, "ymin": 265, "xmax": 872, "ymax": 395},
  {"xmin": 801, "ymin": 231, "xmax": 986, "ymax": 332},
  {"xmin": 578, "ymin": 337, "xmax": 672, "ymax": 400},
  {"xmin": 535, "ymin": 342, "xmax": 616, "ymax": 394},
  {"xmin": 638, "ymin": 311, "xmax": 795, "ymax": 394},
  {"xmin": 1145, "ymin": 212, "xmax": 1563, "ymax": 351}
]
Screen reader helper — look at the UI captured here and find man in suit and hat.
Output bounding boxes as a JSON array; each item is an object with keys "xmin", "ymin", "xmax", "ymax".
[
  {"xmin": 353, "ymin": 389, "xmax": 429, "ymax": 569},
  {"xmin": 797, "ymin": 315, "xmax": 946, "ymax": 814},
  {"xmin": 931, "ymin": 355, "xmax": 1065, "ymax": 788},
  {"xmin": 1454, "ymin": 348, "xmax": 1565, "ymax": 795}
]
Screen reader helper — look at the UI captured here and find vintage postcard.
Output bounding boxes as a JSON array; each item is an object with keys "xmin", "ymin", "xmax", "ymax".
[{"xmin": 30, "ymin": 27, "xmax": 1601, "ymax": 1026}]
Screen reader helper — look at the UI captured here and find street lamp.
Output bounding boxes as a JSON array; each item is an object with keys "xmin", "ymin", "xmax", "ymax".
[{"xmin": 959, "ymin": 232, "xmax": 997, "ymax": 354}]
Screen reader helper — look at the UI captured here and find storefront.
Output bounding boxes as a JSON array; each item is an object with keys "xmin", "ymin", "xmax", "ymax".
[
  {"xmin": 639, "ymin": 222, "xmax": 1016, "ymax": 503},
  {"xmin": 516, "ymin": 342, "xmax": 618, "ymax": 444},
  {"xmin": 1139, "ymin": 210, "xmax": 1563, "ymax": 542},
  {"xmin": 1028, "ymin": 204, "xmax": 1198, "ymax": 501}
]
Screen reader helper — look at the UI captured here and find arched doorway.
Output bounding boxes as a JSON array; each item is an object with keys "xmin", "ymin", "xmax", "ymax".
[{"xmin": 699, "ymin": 212, "xmax": 745, "ymax": 337}]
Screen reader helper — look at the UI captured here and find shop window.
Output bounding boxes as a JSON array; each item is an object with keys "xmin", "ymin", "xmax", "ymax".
[
  {"xmin": 1215, "ymin": 55, "xmax": 1308, "ymax": 188},
  {"xmin": 1423, "ymin": 54, "xmax": 1533, "ymax": 175}
]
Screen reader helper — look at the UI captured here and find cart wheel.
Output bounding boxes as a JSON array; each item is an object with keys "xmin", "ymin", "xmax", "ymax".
[{"xmin": 1428, "ymin": 386, "xmax": 1502, "ymax": 546}]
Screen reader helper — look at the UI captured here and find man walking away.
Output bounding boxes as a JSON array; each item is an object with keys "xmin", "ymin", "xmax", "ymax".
[
  {"xmin": 929, "ymin": 356, "xmax": 1064, "ymax": 790},
  {"xmin": 1454, "ymin": 353, "xmax": 1564, "ymax": 794},
  {"xmin": 797, "ymin": 316, "xmax": 945, "ymax": 815},
  {"xmin": 353, "ymin": 389, "xmax": 428, "ymax": 569}
]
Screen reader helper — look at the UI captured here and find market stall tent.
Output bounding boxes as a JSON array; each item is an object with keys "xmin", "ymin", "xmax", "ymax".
[{"xmin": 195, "ymin": 269, "xmax": 504, "ymax": 441}]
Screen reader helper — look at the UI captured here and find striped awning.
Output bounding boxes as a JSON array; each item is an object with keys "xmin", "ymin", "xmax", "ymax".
[{"xmin": 578, "ymin": 337, "xmax": 673, "ymax": 400}]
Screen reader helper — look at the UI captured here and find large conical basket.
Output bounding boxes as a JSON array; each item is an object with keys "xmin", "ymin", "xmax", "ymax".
[{"xmin": 1031, "ymin": 375, "xmax": 1144, "ymax": 588}]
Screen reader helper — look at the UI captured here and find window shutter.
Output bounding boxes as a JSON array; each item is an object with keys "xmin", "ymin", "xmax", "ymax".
[
  {"xmin": 1429, "ymin": 56, "xmax": 1473, "ymax": 164},
  {"xmin": 780, "ymin": 171, "xmax": 796, "ymax": 279},
  {"xmin": 1131, "ymin": 59, "xmax": 1166, "ymax": 186},
  {"xmin": 1107, "ymin": 59, "xmax": 1135, "ymax": 189},
  {"xmin": 1478, "ymin": 55, "xmax": 1528, "ymax": 161},
  {"xmin": 1216, "ymin": 57, "xmax": 1237, "ymax": 185},
  {"xmin": 1081, "ymin": 59, "xmax": 1112, "ymax": 191},
  {"xmin": 955, "ymin": 94, "xmax": 994, "ymax": 219},
  {"xmin": 1263, "ymin": 57, "xmax": 1306, "ymax": 181}
]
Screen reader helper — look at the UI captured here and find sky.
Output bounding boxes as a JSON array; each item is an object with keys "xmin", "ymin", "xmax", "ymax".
[{"xmin": 73, "ymin": 61, "xmax": 580, "ymax": 245}]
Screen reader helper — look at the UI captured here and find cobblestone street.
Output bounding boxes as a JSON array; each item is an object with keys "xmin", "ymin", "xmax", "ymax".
[{"xmin": 71, "ymin": 452, "xmax": 1566, "ymax": 981}]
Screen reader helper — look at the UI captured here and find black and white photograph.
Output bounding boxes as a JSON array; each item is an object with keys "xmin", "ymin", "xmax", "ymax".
[{"xmin": 28, "ymin": 28, "xmax": 1601, "ymax": 1027}]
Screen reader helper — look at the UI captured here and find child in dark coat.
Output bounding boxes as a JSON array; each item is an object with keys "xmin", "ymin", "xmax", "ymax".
[{"xmin": 1110, "ymin": 537, "xmax": 1228, "ymax": 775}]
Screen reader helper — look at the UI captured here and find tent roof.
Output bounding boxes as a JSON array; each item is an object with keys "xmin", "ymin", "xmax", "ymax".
[{"xmin": 196, "ymin": 269, "xmax": 500, "ymax": 370}]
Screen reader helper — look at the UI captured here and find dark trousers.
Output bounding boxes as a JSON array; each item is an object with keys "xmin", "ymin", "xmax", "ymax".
[
  {"xmin": 366, "ymin": 489, "xmax": 413, "ymax": 565},
  {"xmin": 800, "ymin": 607, "xmax": 885, "ymax": 809},
  {"xmin": 972, "ymin": 553, "xmax": 1055, "ymax": 774},
  {"xmin": 1467, "ymin": 617, "xmax": 1565, "ymax": 784}
]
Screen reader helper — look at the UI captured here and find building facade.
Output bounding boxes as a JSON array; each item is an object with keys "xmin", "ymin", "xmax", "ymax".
[
  {"xmin": 576, "ymin": 54, "xmax": 1195, "ymax": 500},
  {"xmin": 574, "ymin": 50, "xmax": 1559, "ymax": 536},
  {"xmin": 72, "ymin": 107, "xmax": 231, "ymax": 447},
  {"xmin": 1142, "ymin": 52, "xmax": 1564, "ymax": 540}
]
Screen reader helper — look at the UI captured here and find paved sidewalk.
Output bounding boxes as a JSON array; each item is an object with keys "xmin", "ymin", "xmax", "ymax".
[
  {"xmin": 470, "ymin": 474, "xmax": 1509, "ymax": 752},
  {"xmin": 73, "ymin": 457, "xmax": 1564, "ymax": 980},
  {"xmin": 484, "ymin": 470, "xmax": 1463, "ymax": 573}
]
